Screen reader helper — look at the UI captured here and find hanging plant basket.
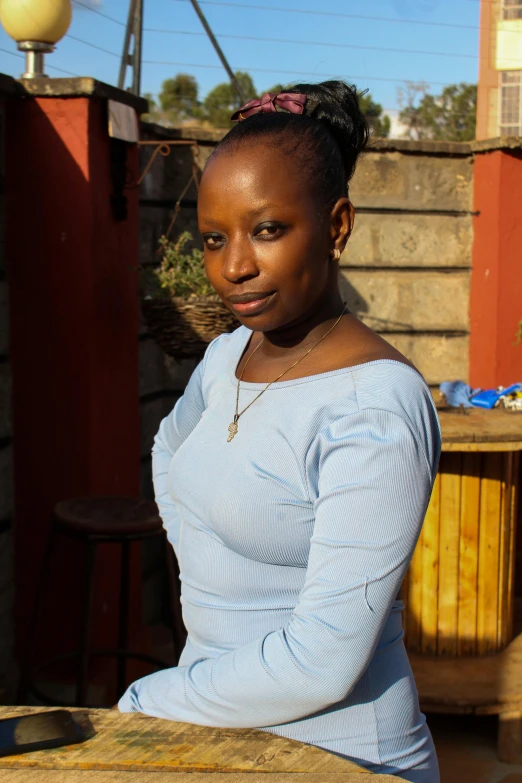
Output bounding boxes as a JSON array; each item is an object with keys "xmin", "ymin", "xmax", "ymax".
[{"xmin": 142, "ymin": 295, "xmax": 240, "ymax": 360}]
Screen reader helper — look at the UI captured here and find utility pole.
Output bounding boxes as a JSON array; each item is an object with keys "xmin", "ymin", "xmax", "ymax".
[
  {"xmin": 118, "ymin": 0, "xmax": 143, "ymax": 96},
  {"xmin": 188, "ymin": 0, "xmax": 245, "ymax": 104}
]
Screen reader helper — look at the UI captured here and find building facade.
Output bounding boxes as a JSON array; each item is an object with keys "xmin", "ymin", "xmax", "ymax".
[{"xmin": 477, "ymin": 0, "xmax": 522, "ymax": 138}]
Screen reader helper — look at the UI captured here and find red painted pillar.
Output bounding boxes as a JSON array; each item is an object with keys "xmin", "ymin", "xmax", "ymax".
[
  {"xmin": 470, "ymin": 147, "xmax": 522, "ymax": 389},
  {"xmin": 6, "ymin": 84, "xmax": 146, "ymax": 701}
]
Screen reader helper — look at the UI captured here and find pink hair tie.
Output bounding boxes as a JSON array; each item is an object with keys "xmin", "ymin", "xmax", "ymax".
[{"xmin": 231, "ymin": 91, "xmax": 307, "ymax": 122}]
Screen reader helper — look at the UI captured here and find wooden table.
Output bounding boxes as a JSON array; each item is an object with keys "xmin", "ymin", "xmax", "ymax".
[
  {"xmin": 402, "ymin": 406, "xmax": 522, "ymax": 762},
  {"xmin": 0, "ymin": 707, "xmax": 394, "ymax": 781}
]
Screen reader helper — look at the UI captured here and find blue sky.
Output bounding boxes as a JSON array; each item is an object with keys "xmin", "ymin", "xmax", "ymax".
[{"xmin": 0, "ymin": 0, "xmax": 481, "ymax": 117}]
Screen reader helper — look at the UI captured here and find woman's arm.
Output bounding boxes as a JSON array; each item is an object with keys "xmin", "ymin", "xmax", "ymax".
[
  {"xmin": 152, "ymin": 336, "xmax": 220, "ymax": 553},
  {"xmin": 119, "ymin": 405, "xmax": 439, "ymax": 725}
]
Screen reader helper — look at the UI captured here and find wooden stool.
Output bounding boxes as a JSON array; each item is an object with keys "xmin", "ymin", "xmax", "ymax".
[{"xmin": 19, "ymin": 496, "xmax": 186, "ymax": 708}]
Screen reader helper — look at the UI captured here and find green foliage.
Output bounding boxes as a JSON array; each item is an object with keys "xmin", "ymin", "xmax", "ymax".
[
  {"xmin": 202, "ymin": 71, "xmax": 257, "ymax": 128},
  {"xmin": 398, "ymin": 81, "xmax": 477, "ymax": 142},
  {"xmin": 159, "ymin": 73, "xmax": 201, "ymax": 123},
  {"xmin": 142, "ymin": 92, "xmax": 159, "ymax": 123},
  {"xmin": 143, "ymin": 232, "xmax": 214, "ymax": 299},
  {"xmin": 358, "ymin": 92, "xmax": 391, "ymax": 138}
]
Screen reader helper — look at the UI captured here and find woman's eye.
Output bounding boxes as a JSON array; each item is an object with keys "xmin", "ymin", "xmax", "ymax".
[
  {"xmin": 203, "ymin": 234, "xmax": 225, "ymax": 249},
  {"xmin": 255, "ymin": 223, "xmax": 284, "ymax": 238}
]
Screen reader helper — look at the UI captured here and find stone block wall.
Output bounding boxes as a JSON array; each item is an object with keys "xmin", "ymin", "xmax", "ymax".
[
  {"xmin": 0, "ymin": 97, "xmax": 14, "ymax": 703},
  {"xmin": 344, "ymin": 141, "xmax": 474, "ymax": 384}
]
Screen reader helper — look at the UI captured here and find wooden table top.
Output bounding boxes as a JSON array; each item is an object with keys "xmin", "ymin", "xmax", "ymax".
[
  {"xmin": 437, "ymin": 406, "xmax": 522, "ymax": 451},
  {"xmin": 0, "ymin": 707, "xmax": 394, "ymax": 781}
]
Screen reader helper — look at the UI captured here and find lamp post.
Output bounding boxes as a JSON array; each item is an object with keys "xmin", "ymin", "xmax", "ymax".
[{"xmin": 0, "ymin": 0, "xmax": 72, "ymax": 79}]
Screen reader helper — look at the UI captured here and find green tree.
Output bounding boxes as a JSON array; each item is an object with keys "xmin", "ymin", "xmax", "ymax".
[
  {"xmin": 159, "ymin": 73, "xmax": 201, "ymax": 124},
  {"xmin": 398, "ymin": 81, "xmax": 477, "ymax": 141},
  {"xmin": 358, "ymin": 92, "xmax": 391, "ymax": 138},
  {"xmin": 203, "ymin": 71, "xmax": 257, "ymax": 129},
  {"xmin": 142, "ymin": 92, "xmax": 161, "ymax": 124}
]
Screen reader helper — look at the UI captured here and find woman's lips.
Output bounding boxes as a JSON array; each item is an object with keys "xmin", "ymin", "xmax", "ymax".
[{"xmin": 229, "ymin": 292, "xmax": 276, "ymax": 315}]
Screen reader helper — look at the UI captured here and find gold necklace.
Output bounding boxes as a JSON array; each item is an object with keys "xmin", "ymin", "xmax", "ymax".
[{"xmin": 227, "ymin": 302, "xmax": 348, "ymax": 442}]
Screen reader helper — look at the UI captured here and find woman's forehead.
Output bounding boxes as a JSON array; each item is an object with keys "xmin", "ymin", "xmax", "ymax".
[{"xmin": 198, "ymin": 144, "xmax": 310, "ymax": 214}]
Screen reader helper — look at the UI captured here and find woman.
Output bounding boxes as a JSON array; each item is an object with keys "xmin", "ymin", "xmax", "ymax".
[{"xmin": 119, "ymin": 81, "xmax": 441, "ymax": 782}]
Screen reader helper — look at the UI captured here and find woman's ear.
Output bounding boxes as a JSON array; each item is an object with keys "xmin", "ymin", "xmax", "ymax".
[{"xmin": 330, "ymin": 198, "xmax": 354, "ymax": 256}]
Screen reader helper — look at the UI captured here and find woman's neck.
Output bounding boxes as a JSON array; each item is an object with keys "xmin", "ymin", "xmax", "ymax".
[{"xmin": 255, "ymin": 294, "xmax": 346, "ymax": 359}]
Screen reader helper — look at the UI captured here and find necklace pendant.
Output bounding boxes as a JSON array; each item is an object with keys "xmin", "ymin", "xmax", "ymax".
[{"xmin": 227, "ymin": 420, "xmax": 239, "ymax": 442}]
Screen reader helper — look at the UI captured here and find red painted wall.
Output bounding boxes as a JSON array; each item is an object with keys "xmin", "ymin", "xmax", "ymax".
[
  {"xmin": 6, "ymin": 96, "xmax": 142, "ymax": 699},
  {"xmin": 470, "ymin": 150, "xmax": 522, "ymax": 389}
]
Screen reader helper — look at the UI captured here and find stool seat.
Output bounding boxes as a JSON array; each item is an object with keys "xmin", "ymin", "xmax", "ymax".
[
  {"xmin": 54, "ymin": 496, "xmax": 162, "ymax": 536},
  {"xmin": 19, "ymin": 495, "xmax": 185, "ymax": 708}
]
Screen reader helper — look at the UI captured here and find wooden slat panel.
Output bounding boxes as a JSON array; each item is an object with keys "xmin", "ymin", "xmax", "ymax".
[
  {"xmin": 477, "ymin": 453, "xmax": 503, "ymax": 656},
  {"xmin": 437, "ymin": 454, "xmax": 462, "ymax": 656},
  {"xmin": 404, "ymin": 524, "xmax": 424, "ymax": 653},
  {"xmin": 420, "ymin": 473, "xmax": 440, "ymax": 654},
  {"xmin": 507, "ymin": 452, "xmax": 520, "ymax": 644},
  {"xmin": 499, "ymin": 453, "xmax": 519, "ymax": 648},
  {"xmin": 457, "ymin": 454, "xmax": 481, "ymax": 656},
  {"xmin": 497, "ymin": 453, "xmax": 510, "ymax": 649}
]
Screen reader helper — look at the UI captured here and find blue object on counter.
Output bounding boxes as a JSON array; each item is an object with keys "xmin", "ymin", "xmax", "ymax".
[
  {"xmin": 440, "ymin": 381, "xmax": 478, "ymax": 408},
  {"xmin": 471, "ymin": 383, "xmax": 522, "ymax": 409}
]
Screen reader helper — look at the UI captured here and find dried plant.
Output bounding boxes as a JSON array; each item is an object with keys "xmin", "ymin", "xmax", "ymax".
[{"xmin": 142, "ymin": 232, "xmax": 215, "ymax": 300}]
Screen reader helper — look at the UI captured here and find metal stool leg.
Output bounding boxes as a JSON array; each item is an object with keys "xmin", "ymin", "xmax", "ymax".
[
  {"xmin": 18, "ymin": 525, "xmax": 58, "ymax": 703},
  {"xmin": 117, "ymin": 539, "xmax": 131, "ymax": 698},
  {"xmin": 77, "ymin": 540, "xmax": 96, "ymax": 707},
  {"xmin": 163, "ymin": 533, "xmax": 186, "ymax": 665}
]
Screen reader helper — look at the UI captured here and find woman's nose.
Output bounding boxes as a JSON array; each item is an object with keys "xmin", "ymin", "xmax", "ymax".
[{"xmin": 221, "ymin": 239, "xmax": 258, "ymax": 283}]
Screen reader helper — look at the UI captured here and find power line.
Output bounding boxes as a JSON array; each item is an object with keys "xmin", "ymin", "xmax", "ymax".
[
  {"xmin": 71, "ymin": 0, "xmax": 126, "ymax": 27},
  {"xmin": 171, "ymin": 0, "xmax": 481, "ymax": 31},
  {"xmin": 145, "ymin": 27, "xmax": 478, "ymax": 61},
  {"xmin": 142, "ymin": 59, "xmax": 456, "ymax": 87},
  {"xmin": 0, "ymin": 46, "xmax": 80, "ymax": 76},
  {"xmin": 66, "ymin": 34, "xmax": 120, "ymax": 58}
]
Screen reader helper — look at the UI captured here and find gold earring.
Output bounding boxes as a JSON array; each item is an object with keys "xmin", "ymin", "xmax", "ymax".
[{"xmin": 332, "ymin": 248, "xmax": 341, "ymax": 260}]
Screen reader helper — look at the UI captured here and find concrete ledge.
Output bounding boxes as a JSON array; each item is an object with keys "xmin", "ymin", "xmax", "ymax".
[
  {"xmin": 471, "ymin": 136, "xmax": 522, "ymax": 153},
  {"xmin": 368, "ymin": 137, "xmax": 472, "ymax": 155},
  {"xmin": 141, "ymin": 121, "xmax": 225, "ymax": 144},
  {"xmin": 17, "ymin": 77, "xmax": 148, "ymax": 114}
]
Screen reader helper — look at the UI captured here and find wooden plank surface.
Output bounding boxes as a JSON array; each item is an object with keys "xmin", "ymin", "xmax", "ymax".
[
  {"xmin": 457, "ymin": 454, "xmax": 481, "ymax": 656},
  {"xmin": 420, "ymin": 474, "xmax": 440, "ymax": 655},
  {"xmin": 0, "ymin": 708, "xmax": 376, "ymax": 776},
  {"xmin": 404, "ymin": 524, "xmax": 423, "ymax": 653},
  {"xmin": 477, "ymin": 454, "xmax": 503, "ymax": 656},
  {"xmin": 437, "ymin": 455, "xmax": 461, "ymax": 656},
  {"xmin": 0, "ymin": 773, "xmax": 389, "ymax": 783},
  {"xmin": 437, "ymin": 407, "xmax": 522, "ymax": 447},
  {"xmin": 410, "ymin": 631, "xmax": 522, "ymax": 713}
]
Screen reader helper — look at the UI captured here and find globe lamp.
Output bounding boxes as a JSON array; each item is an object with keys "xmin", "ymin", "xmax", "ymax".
[{"xmin": 0, "ymin": 0, "xmax": 72, "ymax": 78}]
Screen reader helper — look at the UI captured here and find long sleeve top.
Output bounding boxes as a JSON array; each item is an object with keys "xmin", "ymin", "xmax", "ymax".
[{"xmin": 119, "ymin": 325, "xmax": 441, "ymax": 783}]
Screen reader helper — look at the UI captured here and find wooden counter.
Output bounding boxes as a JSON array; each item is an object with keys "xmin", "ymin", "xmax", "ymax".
[
  {"xmin": 403, "ymin": 406, "xmax": 522, "ymax": 761},
  {"xmin": 0, "ymin": 707, "xmax": 394, "ymax": 781},
  {"xmin": 437, "ymin": 406, "xmax": 522, "ymax": 452}
]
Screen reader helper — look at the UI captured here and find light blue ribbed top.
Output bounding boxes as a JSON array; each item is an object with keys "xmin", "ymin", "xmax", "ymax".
[{"xmin": 119, "ymin": 325, "xmax": 441, "ymax": 782}]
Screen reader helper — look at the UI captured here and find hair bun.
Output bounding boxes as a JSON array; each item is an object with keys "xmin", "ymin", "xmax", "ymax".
[{"xmin": 293, "ymin": 80, "xmax": 369, "ymax": 181}]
